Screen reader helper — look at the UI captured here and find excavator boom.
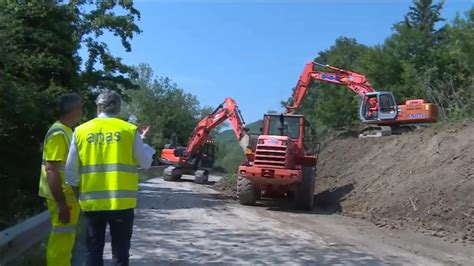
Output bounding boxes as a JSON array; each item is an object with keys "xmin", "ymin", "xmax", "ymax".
[
  {"xmin": 286, "ymin": 62, "xmax": 375, "ymax": 113},
  {"xmin": 184, "ymin": 97, "xmax": 247, "ymax": 161}
]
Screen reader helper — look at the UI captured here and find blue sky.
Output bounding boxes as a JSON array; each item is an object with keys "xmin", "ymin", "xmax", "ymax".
[{"xmin": 100, "ymin": 0, "xmax": 472, "ymax": 123}]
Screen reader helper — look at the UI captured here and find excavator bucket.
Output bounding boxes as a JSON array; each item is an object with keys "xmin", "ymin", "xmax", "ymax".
[{"xmin": 239, "ymin": 133, "xmax": 250, "ymax": 152}]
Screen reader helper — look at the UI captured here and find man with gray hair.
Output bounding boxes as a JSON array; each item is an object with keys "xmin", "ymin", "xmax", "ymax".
[
  {"xmin": 66, "ymin": 89, "xmax": 154, "ymax": 266},
  {"xmin": 38, "ymin": 93, "xmax": 82, "ymax": 266}
]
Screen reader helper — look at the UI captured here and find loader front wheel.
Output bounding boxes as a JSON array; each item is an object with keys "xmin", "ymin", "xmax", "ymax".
[
  {"xmin": 237, "ymin": 176, "xmax": 260, "ymax": 205},
  {"xmin": 294, "ymin": 167, "xmax": 315, "ymax": 210}
]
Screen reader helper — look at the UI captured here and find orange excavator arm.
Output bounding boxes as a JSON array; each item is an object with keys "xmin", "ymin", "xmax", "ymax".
[
  {"xmin": 183, "ymin": 97, "xmax": 247, "ymax": 161},
  {"xmin": 285, "ymin": 62, "xmax": 376, "ymax": 113}
]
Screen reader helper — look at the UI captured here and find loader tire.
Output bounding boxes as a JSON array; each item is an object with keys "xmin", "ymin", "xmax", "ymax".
[
  {"xmin": 163, "ymin": 166, "xmax": 182, "ymax": 181},
  {"xmin": 237, "ymin": 176, "xmax": 260, "ymax": 206},
  {"xmin": 294, "ymin": 167, "xmax": 315, "ymax": 210},
  {"xmin": 194, "ymin": 170, "xmax": 209, "ymax": 184}
]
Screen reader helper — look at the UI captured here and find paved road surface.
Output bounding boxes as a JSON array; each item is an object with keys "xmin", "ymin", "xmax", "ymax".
[{"xmin": 74, "ymin": 176, "xmax": 473, "ymax": 265}]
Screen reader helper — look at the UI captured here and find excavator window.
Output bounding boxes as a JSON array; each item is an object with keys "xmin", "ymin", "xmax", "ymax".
[
  {"xmin": 199, "ymin": 142, "xmax": 215, "ymax": 168},
  {"xmin": 361, "ymin": 92, "xmax": 398, "ymax": 121},
  {"xmin": 362, "ymin": 95, "xmax": 379, "ymax": 120},
  {"xmin": 267, "ymin": 115, "xmax": 300, "ymax": 139},
  {"xmin": 379, "ymin": 94, "xmax": 397, "ymax": 113}
]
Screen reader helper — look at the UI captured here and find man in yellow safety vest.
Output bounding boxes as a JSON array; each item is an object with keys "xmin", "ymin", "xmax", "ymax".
[
  {"xmin": 38, "ymin": 93, "xmax": 82, "ymax": 266},
  {"xmin": 66, "ymin": 90, "xmax": 154, "ymax": 266}
]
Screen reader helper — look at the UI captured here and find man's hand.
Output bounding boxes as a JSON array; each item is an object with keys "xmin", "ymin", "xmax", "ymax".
[
  {"xmin": 46, "ymin": 161, "xmax": 70, "ymax": 223},
  {"xmin": 57, "ymin": 201, "xmax": 71, "ymax": 224},
  {"xmin": 140, "ymin": 126, "xmax": 150, "ymax": 140}
]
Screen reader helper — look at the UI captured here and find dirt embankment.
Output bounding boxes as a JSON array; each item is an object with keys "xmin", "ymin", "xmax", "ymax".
[{"xmin": 316, "ymin": 121, "xmax": 474, "ymax": 244}]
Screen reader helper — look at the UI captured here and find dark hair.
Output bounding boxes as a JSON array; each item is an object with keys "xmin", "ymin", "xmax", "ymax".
[{"xmin": 57, "ymin": 93, "xmax": 81, "ymax": 116}]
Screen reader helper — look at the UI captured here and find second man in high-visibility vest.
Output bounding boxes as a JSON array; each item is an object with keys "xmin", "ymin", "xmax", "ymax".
[
  {"xmin": 66, "ymin": 90, "xmax": 155, "ymax": 266},
  {"xmin": 38, "ymin": 93, "xmax": 82, "ymax": 266}
]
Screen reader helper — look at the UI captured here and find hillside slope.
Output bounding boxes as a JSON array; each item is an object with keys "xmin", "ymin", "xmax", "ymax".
[{"xmin": 316, "ymin": 121, "xmax": 474, "ymax": 243}]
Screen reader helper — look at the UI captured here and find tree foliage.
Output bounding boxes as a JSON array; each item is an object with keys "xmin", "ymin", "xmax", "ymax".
[
  {"xmin": 0, "ymin": 0, "xmax": 140, "ymax": 229},
  {"xmin": 124, "ymin": 64, "xmax": 203, "ymax": 155}
]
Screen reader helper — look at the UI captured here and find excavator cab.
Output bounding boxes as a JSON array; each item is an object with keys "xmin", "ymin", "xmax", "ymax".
[
  {"xmin": 360, "ymin": 92, "xmax": 398, "ymax": 123},
  {"xmin": 171, "ymin": 139, "xmax": 216, "ymax": 169},
  {"xmin": 199, "ymin": 140, "xmax": 216, "ymax": 168},
  {"xmin": 266, "ymin": 114, "xmax": 301, "ymax": 139}
]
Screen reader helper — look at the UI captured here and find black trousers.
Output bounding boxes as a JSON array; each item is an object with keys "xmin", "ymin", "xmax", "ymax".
[{"xmin": 83, "ymin": 208, "xmax": 135, "ymax": 266}]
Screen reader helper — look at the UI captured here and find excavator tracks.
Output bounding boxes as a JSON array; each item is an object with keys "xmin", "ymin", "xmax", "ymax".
[{"xmin": 358, "ymin": 125, "xmax": 392, "ymax": 138}]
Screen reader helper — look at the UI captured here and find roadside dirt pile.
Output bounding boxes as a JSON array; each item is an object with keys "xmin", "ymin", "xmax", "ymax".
[
  {"xmin": 316, "ymin": 121, "xmax": 474, "ymax": 244},
  {"xmin": 214, "ymin": 174, "xmax": 238, "ymax": 198}
]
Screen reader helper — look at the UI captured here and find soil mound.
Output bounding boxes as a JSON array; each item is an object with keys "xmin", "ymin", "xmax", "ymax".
[{"xmin": 316, "ymin": 121, "xmax": 474, "ymax": 244}]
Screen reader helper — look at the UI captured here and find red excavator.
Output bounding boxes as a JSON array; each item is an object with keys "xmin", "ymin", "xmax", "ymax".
[
  {"xmin": 286, "ymin": 62, "xmax": 439, "ymax": 136},
  {"xmin": 162, "ymin": 97, "xmax": 249, "ymax": 184},
  {"xmin": 160, "ymin": 136, "xmax": 216, "ymax": 173}
]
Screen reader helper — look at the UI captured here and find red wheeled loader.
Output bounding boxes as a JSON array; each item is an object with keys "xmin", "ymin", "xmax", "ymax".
[{"xmin": 238, "ymin": 113, "xmax": 320, "ymax": 210}]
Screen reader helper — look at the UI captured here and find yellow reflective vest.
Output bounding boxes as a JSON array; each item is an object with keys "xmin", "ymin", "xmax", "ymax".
[
  {"xmin": 75, "ymin": 117, "xmax": 139, "ymax": 211},
  {"xmin": 39, "ymin": 121, "xmax": 73, "ymax": 199}
]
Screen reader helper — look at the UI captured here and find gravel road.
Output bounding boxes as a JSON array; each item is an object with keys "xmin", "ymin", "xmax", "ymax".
[{"xmin": 74, "ymin": 175, "xmax": 473, "ymax": 265}]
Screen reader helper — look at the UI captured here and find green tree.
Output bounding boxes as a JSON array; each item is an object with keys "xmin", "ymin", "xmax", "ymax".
[
  {"xmin": 357, "ymin": 0, "xmax": 472, "ymax": 119},
  {"xmin": 0, "ymin": 0, "xmax": 141, "ymax": 228},
  {"xmin": 71, "ymin": 0, "xmax": 141, "ymax": 115},
  {"xmin": 420, "ymin": 7, "xmax": 474, "ymax": 118},
  {"xmin": 446, "ymin": 8, "xmax": 474, "ymax": 74},
  {"xmin": 0, "ymin": 2, "xmax": 80, "ymax": 228},
  {"xmin": 396, "ymin": 0, "xmax": 445, "ymax": 71},
  {"xmin": 365, "ymin": 0, "xmax": 446, "ymax": 100},
  {"xmin": 125, "ymin": 64, "xmax": 202, "ymax": 155}
]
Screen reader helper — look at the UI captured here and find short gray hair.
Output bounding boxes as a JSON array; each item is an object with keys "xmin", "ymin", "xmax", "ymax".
[
  {"xmin": 57, "ymin": 93, "xmax": 81, "ymax": 116},
  {"xmin": 96, "ymin": 90, "xmax": 122, "ymax": 115}
]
